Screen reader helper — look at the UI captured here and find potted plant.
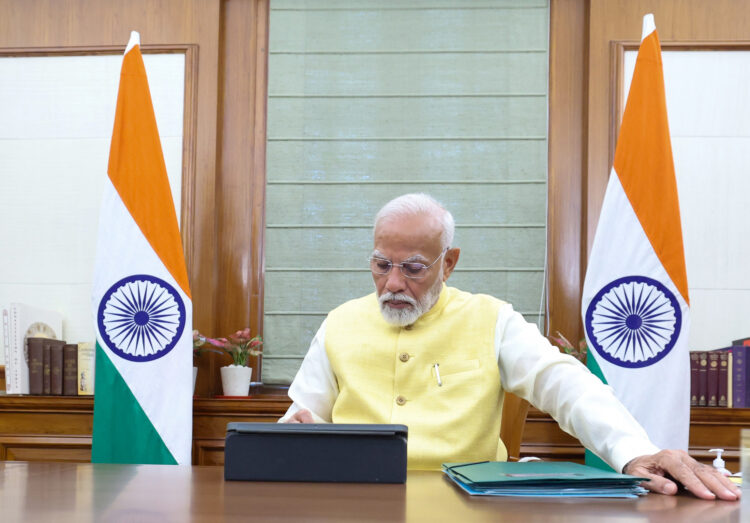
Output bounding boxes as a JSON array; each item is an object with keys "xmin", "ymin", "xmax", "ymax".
[
  {"xmin": 549, "ymin": 331, "xmax": 588, "ymax": 363},
  {"xmin": 195, "ymin": 328, "xmax": 262, "ymax": 397},
  {"xmin": 192, "ymin": 331, "xmax": 222, "ymax": 394}
]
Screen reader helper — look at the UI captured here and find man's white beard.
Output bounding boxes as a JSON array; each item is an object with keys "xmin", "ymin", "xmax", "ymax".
[{"xmin": 377, "ymin": 271, "xmax": 443, "ymax": 327}]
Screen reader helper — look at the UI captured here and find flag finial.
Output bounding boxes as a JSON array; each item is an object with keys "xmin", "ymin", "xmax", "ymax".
[
  {"xmin": 641, "ymin": 14, "xmax": 656, "ymax": 41},
  {"xmin": 125, "ymin": 31, "xmax": 141, "ymax": 54}
]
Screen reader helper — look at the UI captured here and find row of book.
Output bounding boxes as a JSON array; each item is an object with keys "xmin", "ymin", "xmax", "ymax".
[
  {"xmin": 2, "ymin": 303, "xmax": 94, "ymax": 395},
  {"xmin": 27, "ymin": 338, "xmax": 94, "ymax": 395},
  {"xmin": 690, "ymin": 337, "xmax": 750, "ymax": 408}
]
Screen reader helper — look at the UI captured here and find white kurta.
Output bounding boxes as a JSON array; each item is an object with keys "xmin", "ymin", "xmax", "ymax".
[{"xmin": 281, "ymin": 301, "xmax": 660, "ymax": 473}]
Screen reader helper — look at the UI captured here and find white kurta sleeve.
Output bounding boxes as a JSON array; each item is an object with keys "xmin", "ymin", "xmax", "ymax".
[
  {"xmin": 278, "ymin": 320, "xmax": 338, "ymax": 423},
  {"xmin": 495, "ymin": 303, "xmax": 660, "ymax": 472}
]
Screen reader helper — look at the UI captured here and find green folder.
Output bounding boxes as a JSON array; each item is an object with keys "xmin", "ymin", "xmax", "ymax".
[{"xmin": 442, "ymin": 461, "xmax": 648, "ymax": 498}]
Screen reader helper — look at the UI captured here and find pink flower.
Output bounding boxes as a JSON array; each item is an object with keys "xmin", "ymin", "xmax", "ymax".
[
  {"xmin": 549, "ymin": 331, "xmax": 588, "ymax": 363},
  {"xmin": 192, "ymin": 328, "xmax": 263, "ymax": 367}
]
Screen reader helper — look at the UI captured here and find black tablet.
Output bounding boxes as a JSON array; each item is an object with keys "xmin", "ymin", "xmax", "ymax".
[{"xmin": 224, "ymin": 422, "xmax": 408, "ymax": 483}]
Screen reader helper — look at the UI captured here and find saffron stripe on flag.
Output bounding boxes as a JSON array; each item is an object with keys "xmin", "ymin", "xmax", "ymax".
[
  {"xmin": 107, "ymin": 39, "xmax": 190, "ymax": 298},
  {"xmin": 613, "ymin": 25, "xmax": 689, "ymax": 305}
]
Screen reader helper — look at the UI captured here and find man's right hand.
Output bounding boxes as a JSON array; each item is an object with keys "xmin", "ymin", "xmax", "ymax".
[{"xmin": 284, "ymin": 408, "xmax": 314, "ymax": 423}]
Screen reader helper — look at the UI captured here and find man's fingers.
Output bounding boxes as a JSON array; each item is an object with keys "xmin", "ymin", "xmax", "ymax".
[
  {"xmin": 282, "ymin": 408, "xmax": 315, "ymax": 423},
  {"xmin": 625, "ymin": 450, "xmax": 740, "ymax": 501},
  {"xmin": 691, "ymin": 465, "xmax": 741, "ymax": 501},
  {"xmin": 661, "ymin": 454, "xmax": 717, "ymax": 499},
  {"xmin": 636, "ymin": 472, "xmax": 678, "ymax": 496},
  {"xmin": 291, "ymin": 409, "xmax": 315, "ymax": 423},
  {"xmin": 664, "ymin": 457, "xmax": 739, "ymax": 501},
  {"xmin": 642, "ymin": 451, "xmax": 739, "ymax": 501}
]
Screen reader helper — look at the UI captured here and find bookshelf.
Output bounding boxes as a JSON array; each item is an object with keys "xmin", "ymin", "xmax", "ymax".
[
  {"xmin": 522, "ymin": 407, "xmax": 749, "ymax": 472},
  {"xmin": 0, "ymin": 386, "xmax": 747, "ymax": 470}
]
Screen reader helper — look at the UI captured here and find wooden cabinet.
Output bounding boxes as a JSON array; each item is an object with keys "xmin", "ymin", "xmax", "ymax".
[
  {"xmin": 522, "ymin": 407, "xmax": 750, "ymax": 472},
  {"xmin": 0, "ymin": 394, "xmax": 747, "ymax": 470},
  {"xmin": 0, "ymin": 395, "xmax": 290, "ymax": 465},
  {"xmin": 192, "ymin": 396, "xmax": 289, "ymax": 465}
]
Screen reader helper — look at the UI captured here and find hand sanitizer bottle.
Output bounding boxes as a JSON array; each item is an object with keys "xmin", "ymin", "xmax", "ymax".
[{"xmin": 709, "ymin": 448, "xmax": 731, "ymax": 476}]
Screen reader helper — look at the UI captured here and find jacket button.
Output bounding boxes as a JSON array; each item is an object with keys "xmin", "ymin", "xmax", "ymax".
[
  {"xmin": 399, "ymin": 352, "xmax": 410, "ymax": 362},
  {"xmin": 395, "ymin": 395, "xmax": 407, "ymax": 406}
]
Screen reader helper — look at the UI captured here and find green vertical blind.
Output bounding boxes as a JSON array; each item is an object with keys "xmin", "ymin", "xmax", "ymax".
[{"xmin": 264, "ymin": 0, "xmax": 549, "ymax": 384}]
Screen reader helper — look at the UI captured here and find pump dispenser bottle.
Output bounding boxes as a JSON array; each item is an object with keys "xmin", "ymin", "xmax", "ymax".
[{"xmin": 708, "ymin": 448, "xmax": 731, "ymax": 476}]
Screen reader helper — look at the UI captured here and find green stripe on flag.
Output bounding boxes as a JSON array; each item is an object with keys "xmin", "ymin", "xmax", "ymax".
[
  {"xmin": 584, "ymin": 352, "xmax": 615, "ymax": 472},
  {"xmin": 586, "ymin": 351, "xmax": 607, "ymax": 384},
  {"xmin": 92, "ymin": 342, "xmax": 176, "ymax": 464}
]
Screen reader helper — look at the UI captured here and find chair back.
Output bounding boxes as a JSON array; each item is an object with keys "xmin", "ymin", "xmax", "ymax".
[{"xmin": 500, "ymin": 391, "xmax": 530, "ymax": 462}]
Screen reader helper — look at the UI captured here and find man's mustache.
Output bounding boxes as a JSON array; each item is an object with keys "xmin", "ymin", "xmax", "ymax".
[{"xmin": 378, "ymin": 292, "xmax": 417, "ymax": 307}]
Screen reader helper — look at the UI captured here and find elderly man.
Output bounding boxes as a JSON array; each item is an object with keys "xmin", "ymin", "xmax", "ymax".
[{"xmin": 280, "ymin": 193, "xmax": 739, "ymax": 501}]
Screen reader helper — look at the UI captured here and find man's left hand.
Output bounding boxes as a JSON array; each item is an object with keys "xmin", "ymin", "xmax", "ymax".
[{"xmin": 623, "ymin": 450, "xmax": 740, "ymax": 501}]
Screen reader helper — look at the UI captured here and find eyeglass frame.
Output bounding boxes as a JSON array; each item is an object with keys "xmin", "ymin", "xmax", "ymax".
[{"xmin": 368, "ymin": 248, "xmax": 449, "ymax": 280}]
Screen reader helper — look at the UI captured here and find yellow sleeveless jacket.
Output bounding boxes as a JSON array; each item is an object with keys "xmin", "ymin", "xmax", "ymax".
[{"xmin": 325, "ymin": 285, "xmax": 506, "ymax": 470}]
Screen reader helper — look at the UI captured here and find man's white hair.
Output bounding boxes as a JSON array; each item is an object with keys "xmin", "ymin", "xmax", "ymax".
[{"xmin": 374, "ymin": 193, "xmax": 455, "ymax": 249}]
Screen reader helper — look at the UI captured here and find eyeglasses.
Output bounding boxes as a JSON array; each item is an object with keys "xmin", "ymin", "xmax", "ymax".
[{"xmin": 368, "ymin": 249, "xmax": 447, "ymax": 280}]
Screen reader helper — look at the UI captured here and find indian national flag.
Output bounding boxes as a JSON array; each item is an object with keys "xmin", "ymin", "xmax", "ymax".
[
  {"xmin": 91, "ymin": 31, "xmax": 192, "ymax": 464},
  {"xmin": 581, "ymin": 14, "xmax": 690, "ymax": 455}
]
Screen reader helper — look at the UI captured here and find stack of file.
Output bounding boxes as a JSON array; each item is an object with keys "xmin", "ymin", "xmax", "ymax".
[{"xmin": 442, "ymin": 461, "xmax": 648, "ymax": 498}]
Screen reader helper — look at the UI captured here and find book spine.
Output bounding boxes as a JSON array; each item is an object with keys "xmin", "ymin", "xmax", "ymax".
[
  {"xmin": 77, "ymin": 342, "xmax": 95, "ymax": 395},
  {"xmin": 707, "ymin": 352, "xmax": 719, "ymax": 407},
  {"xmin": 50, "ymin": 343, "xmax": 63, "ymax": 395},
  {"xmin": 728, "ymin": 352, "xmax": 733, "ymax": 408},
  {"xmin": 733, "ymin": 347, "xmax": 746, "ymax": 408},
  {"xmin": 718, "ymin": 351, "xmax": 729, "ymax": 407},
  {"xmin": 28, "ymin": 338, "xmax": 44, "ymax": 395},
  {"xmin": 690, "ymin": 352, "xmax": 699, "ymax": 407},
  {"xmin": 42, "ymin": 343, "xmax": 51, "ymax": 395},
  {"xmin": 698, "ymin": 352, "xmax": 708, "ymax": 407},
  {"xmin": 63, "ymin": 344, "xmax": 78, "ymax": 396}
]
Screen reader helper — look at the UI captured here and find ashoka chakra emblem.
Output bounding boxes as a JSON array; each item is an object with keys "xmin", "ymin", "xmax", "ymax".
[
  {"xmin": 98, "ymin": 274, "xmax": 186, "ymax": 362},
  {"xmin": 585, "ymin": 275, "xmax": 681, "ymax": 369}
]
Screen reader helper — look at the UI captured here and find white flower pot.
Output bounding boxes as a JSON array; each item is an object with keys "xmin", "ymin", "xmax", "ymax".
[
  {"xmin": 193, "ymin": 366, "xmax": 198, "ymax": 394},
  {"xmin": 220, "ymin": 365, "xmax": 253, "ymax": 396}
]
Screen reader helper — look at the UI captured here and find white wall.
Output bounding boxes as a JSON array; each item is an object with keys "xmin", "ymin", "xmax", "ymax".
[
  {"xmin": 0, "ymin": 53, "xmax": 185, "ymax": 363},
  {"xmin": 624, "ymin": 49, "xmax": 750, "ymax": 349}
]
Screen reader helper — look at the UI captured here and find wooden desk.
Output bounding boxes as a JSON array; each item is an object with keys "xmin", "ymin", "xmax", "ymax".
[{"xmin": 0, "ymin": 461, "xmax": 742, "ymax": 522}]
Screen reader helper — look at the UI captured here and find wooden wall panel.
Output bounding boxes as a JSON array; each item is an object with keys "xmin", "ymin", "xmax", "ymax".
[
  {"xmin": 546, "ymin": 0, "xmax": 587, "ymax": 343},
  {"xmin": 211, "ymin": 0, "xmax": 269, "ymax": 392}
]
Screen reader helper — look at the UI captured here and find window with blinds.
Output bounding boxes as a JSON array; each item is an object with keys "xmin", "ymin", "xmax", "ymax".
[{"xmin": 264, "ymin": 0, "xmax": 549, "ymax": 384}]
